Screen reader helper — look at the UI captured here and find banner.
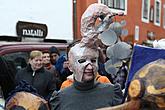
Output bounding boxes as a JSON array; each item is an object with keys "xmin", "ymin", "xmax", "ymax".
[{"xmin": 123, "ymin": 45, "xmax": 165, "ymax": 101}]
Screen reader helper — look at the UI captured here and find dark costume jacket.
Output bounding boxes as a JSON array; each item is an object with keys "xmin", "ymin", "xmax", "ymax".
[
  {"xmin": 49, "ymin": 79, "xmax": 123, "ymax": 110},
  {"xmin": 15, "ymin": 64, "xmax": 57, "ymax": 99}
]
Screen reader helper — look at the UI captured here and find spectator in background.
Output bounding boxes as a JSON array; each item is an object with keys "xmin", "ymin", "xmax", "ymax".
[
  {"xmin": 14, "ymin": 57, "xmax": 27, "ymax": 71},
  {"xmin": 112, "ymin": 62, "xmax": 129, "ymax": 90},
  {"xmin": 153, "ymin": 39, "xmax": 165, "ymax": 49},
  {"xmin": 49, "ymin": 46, "xmax": 71, "ymax": 83},
  {"xmin": 15, "ymin": 50, "xmax": 57, "ymax": 100},
  {"xmin": 42, "ymin": 50, "xmax": 62, "ymax": 90},
  {"xmin": 0, "ymin": 56, "xmax": 16, "ymax": 99},
  {"xmin": 49, "ymin": 46, "xmax": 60, "ymax": 65},
  {"xmin": 142, "ymin": 32, "xmax": 155, "ymax": 47},
  {"xmin": 59, "ymin": 60, "xmax": 72, "ymax": 82}
]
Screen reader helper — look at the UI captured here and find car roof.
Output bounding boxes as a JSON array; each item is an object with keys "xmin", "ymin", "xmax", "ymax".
[{"xmin": 0, "ymin": 41, "xmax": 68, "ymax": 55}]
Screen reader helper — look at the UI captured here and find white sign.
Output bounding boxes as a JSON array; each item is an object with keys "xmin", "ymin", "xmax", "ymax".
[{"xmin": 23, "ymin": 29, "xmax": 43, "ymax": 37}]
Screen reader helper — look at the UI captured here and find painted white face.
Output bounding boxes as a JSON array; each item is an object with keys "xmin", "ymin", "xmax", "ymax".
[
  {"xmin": 69, "ymin": 44, "xmax": 99, "ymax": 82},
  {"xmin": 29, "ymin": 56, "xmax": 43, "ymax": 71}
]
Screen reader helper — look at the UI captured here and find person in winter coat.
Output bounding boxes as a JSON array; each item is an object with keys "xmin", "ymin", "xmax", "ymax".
[
  {"xmin": 42, "ymin": 50, "xmax": 62, "ymax": 90},
  {"xmin": 49, "ymin": 46, "xmax": 72, "ymax": 83},
  {"xmin": 15, "ymin": 50, "xmax": 57, "ymax": 100}
]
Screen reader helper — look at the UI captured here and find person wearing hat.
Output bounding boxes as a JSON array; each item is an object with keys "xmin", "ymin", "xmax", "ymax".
[
  {"xmin": 49, "ymin": 3, "xmax": 123, "ymax": 110},
  {"xmin": 49, "ymin": 46, "xmax": 60, "ymax": 65},
  {"xmin": 49, "ymin": 46, "xmax": 72, "ymax": 83}
]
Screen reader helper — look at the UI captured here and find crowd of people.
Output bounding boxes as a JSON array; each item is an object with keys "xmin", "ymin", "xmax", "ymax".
[{"xmin": 0, "ymin": 3, "xmax": 165, "ymax": 110}]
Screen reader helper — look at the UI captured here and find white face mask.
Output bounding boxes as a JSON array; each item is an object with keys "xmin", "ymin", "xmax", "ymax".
[{"xmin": 69, "ymin": 44, "xmax": 98, "ymax": 82}]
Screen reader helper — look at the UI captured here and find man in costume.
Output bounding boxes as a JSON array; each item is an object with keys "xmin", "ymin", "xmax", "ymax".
[{"xmin": 49, "ymin": 3, "xmax": 123, "ymax": 110}]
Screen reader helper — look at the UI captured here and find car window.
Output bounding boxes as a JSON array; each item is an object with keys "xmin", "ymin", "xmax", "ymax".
[
  {"xmin": 2, "ymin": 52, "xmax": 29, "ymax": 71},
  {"xmin": 2, "ymin": 50, "xmax": 67, "ymax": 72}
]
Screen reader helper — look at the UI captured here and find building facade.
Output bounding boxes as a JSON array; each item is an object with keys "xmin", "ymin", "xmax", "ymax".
[{"xmin": 74, "ymin": 0, "xmax": 165, "ymax": 44}]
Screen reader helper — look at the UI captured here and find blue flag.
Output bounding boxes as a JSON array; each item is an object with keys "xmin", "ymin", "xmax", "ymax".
[{"xmin": 123, "ymin": 45, "xmax": 165, "ymax": 101}]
